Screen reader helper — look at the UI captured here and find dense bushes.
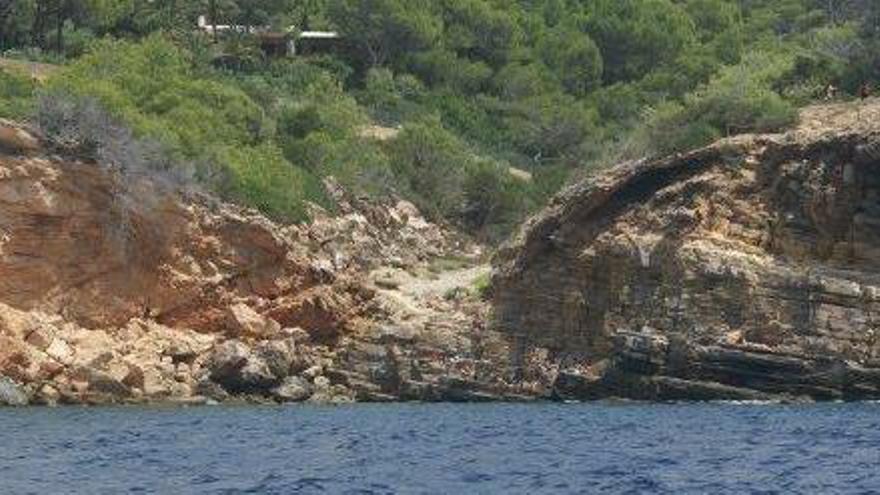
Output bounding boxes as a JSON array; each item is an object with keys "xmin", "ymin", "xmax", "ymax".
[
  {"xmin": 40, "ymin": 36, "xmax": 325, "ymax": 221},
  {"xmin": 218, "ymin": 143, "xmax": 319, "ymax": 221},
  {"xmin": 645, "ymin": 53, "xmax": 799, "ymax": 153},
  {"xmin": 4, "ymin": 0, "xmax": 880, "ymax": 243},
  {"xmin": 19, "ymin": 36, "xmax": 525, "ymax": 234},
  {"xmin": 388, "ymin": 117, "xmax": 533, "ymax": 242},
  {"xmin": 537, "ymin": 27, "xmax": 603, "ymax": 96},
  {"xmin": 462, "ymin": 160, "xmax": 527, "ymax": 239},
  {"xmin": 48, "ymin": 37, "xmax": 266, "ymax": 155},
  {"xmin": 0, "ymin": 69, "xmax": 36, "ymax": 120},
  {"xmin": 359, "ymin": 68, "xmax": 424, "ymax": 124},
  {"xmin": 387, "ymin": 118, "xmax": 470, "ymax": 219}
]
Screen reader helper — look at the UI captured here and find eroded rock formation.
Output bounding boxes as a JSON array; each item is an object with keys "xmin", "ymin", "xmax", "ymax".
[
  {"xmin": 493, "ymin": 101, "xmax": 880, "ymax": 401},
  {"xmin": 0, "ymin": 119, "xmax": 525, "ymax": 405}
]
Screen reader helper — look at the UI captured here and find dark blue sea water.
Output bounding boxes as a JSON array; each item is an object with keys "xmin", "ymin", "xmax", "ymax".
[{"xmin": 1, "ymin": 403, "xmax": 879, "ymax": 494}]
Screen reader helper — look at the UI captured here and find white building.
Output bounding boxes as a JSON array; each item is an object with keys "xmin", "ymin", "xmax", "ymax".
[{"xmin": 196, "ymin": 15, "xmax": 340, "ymax": 56}]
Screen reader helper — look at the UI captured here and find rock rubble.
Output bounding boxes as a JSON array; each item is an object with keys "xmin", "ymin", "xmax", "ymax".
[{"xmin": 0, "ymin": 119, "xmax": 527, "ymax": 405}]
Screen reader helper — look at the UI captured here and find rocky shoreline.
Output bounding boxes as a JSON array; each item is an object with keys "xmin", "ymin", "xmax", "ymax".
[
  {"xmin": 6, "ymin": 100, "xmax": 880, "ymax": 407},
  {"xmin": 553, "ymin": 330, "xmax": 880, "ymax": 403},
  {"xmin": 494, "ymin": 100, "xmax": 880, "ymax": 403},
  {"xmin": 0, "ymin": 119, "xmax": 542, "ymax": 407}
]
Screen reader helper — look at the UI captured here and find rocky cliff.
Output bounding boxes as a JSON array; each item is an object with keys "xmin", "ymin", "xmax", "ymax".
[
  {"xmin": 0, "ymin": 119, "xmax": 526, "ymax": 406},
  {"xmin": 493, "ymin": 101, "xmax": 880, "ymax": 401}
]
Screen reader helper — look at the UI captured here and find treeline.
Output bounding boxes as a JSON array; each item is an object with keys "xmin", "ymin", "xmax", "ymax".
[{"xmin": 1, "ymin": 0, "xmax": 879, "ymax": 241}]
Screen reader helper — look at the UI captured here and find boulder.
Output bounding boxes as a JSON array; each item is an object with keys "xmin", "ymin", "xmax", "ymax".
[
  {"xmin": 308, "ymin": 383, "xmax": 355, "ymax": 404},
  {"xmin": 25, "ymin": 328, "xmax": 53, "ymax": 351},
  {"xmin": 169, "ymin": 382, "xmax": 192, "ymax": 398},
  {"xmin": 284, "ymin": 327, "xmax": 311, "ymax": 344},
  {"xmin": 88, "ymin": 375, "xmax": 131, "ymax": 398},
  {"xmin": 0, "ymin": 123, "xmax": 39, "ymax": 154},
  {"xmin": 165, "ymin": 342, "xmax": 199, "ymax": 364},
  {"xmin": 121, "ymin": 364, "xmax": 146, "ymax": 390},
  {"xmin": 255, "ymin": 339, "xmax": 296, "ymax": 379},
  {"xmin": 208, "ymin": 340, "xmax": 279, "ymax": 394},
  {"xmin": 313, "ymin": 375, "xmax": 330, "ymax": 390},
  {"xmin": 0, "ymin": 304, "xmax": 35, "ymax": 338},
  {"xmin": 225, "ymin": 304, "xmax": 281, "ymax": 339},
  {"xmin": 0, "ymin": 376, "xmax": 29, "ymax": 406},
  {"xmin": 300, "ymin": 364, "xmax": 321, "ymax": 379},
  {"xmin": 196, "ymin": 379, "xmax": 230, "ymax": 401},
  {"xmin": 272, "ymin": 376, "xmax": 313, "ymax": 402},
  {"xmin": 34, "ymin": 384, "xmax": 60, "ymax": 406},
  {"xmin": 36, "ymin": 360, "xmax": 64, "ymax": 381},
  {"xmin": 45, "ymin": 338, "xmax": 74, "ymax": 365}
]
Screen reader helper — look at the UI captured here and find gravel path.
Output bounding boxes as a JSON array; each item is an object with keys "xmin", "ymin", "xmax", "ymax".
[{"xmin": 399, "ymin": 264, "xmax": 490, "ymax": 300}]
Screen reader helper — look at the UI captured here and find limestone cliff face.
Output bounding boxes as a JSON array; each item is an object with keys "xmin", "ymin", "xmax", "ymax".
[{"xmin": 493, "ymin": 102, "xmax": 880, "ymax": 399}]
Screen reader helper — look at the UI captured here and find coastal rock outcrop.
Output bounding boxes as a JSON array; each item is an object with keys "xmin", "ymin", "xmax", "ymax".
[
  {"xmin": 0, "ymin": 119, "xmax": 524, "ymax": 405},
  {"xmin": 493, "ymin": 101, "xmax": 880, "ymax": 401},
  {"xmin": 0, "ymin": 376, "xmax": 28, "ymax": 406}
]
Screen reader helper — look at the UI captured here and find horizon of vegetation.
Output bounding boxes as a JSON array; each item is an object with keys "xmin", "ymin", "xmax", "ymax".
[{"xmin": 1, "ymin": 0, "xmax": 878, "ymax": 243}]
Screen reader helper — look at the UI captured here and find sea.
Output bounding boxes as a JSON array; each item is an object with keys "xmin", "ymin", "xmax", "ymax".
[{"xmin": 1, "ymin": 402, "xmax": 878, "ymax": 494}]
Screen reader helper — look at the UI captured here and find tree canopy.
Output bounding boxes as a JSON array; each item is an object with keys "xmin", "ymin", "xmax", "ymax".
[{"xmin": 1, "ymin": 0, "xmax": 879, "ymax": 241}]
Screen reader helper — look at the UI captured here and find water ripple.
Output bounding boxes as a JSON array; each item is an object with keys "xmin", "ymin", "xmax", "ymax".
[{"xmin": 1, "ymin": 403, "xmax": 879, "ymax": 494}]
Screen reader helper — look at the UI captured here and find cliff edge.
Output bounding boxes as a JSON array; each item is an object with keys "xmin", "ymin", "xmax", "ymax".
[{"xmin": 493, "ymin": 100, "xmax": 880, "ymax": 401}]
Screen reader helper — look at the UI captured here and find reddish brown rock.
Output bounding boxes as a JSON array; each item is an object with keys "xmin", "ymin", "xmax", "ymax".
[
  {"xmin": 224, "ymin": 303, "xmax": 281, "ymax": 339},
  {"xmin": 0, "ymin": 119, "xmax": 527, "ymax": 405},
  {"xmin": 0, "ymin": 120, "xmax": 39, "ymax": 154}
]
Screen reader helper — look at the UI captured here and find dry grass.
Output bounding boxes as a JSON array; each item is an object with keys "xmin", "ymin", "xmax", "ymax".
[
  {"xmin": 797, "ymin": 97, "xmax": 880, "ymax": 138},
  {"xmin": 357, "ymin": 124, "xmax": 400, "ymax": 141},
  {"xmin": 0, "ymin": 58, "xmax": 59, "ymax": 83}
]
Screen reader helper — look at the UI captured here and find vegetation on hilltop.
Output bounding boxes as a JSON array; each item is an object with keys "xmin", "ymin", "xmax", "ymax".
[{"xmin": 1, "ymin": 0, "xmax": 879, "ymax": 241}]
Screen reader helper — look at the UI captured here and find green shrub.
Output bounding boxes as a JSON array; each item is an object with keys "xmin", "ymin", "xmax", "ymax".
[
  {"xmin": 0, "ymin": 69, "xmax": 35, "ymax": 119},
  {"xmin": 421, "ymin": 92, "xmax": 499, "ymax": 150},
  {"xmin": 462, "ymin": 159, "xmax": 526, "ymax": 241},
  {"xmin": 502, "ymin": 93, "xmax": 599, "ymax": 162},
  {"xmin": 645, "ymin": 52, "xmax": 798, "ymax": 154},
  {"xmin": 276, "ymin": 81, "xmax": 366, "ymax": 145},
  {"xmin": 493, "ymin": 61, "xmax": 561, "ymax": 101},
  {"xmin": 275, "ymin": 77, "xmax": 372, "ymax": 194},
  {"xmin": 408, "ymin": 49, "xmax": 493, "ymax": 93},
  {"xmin": 472, "ymin": 272, "xmax": 492, "ymax": 300},
  {"xmin": 61, "ymin": 26, "xmax": 97, "ymax": 58},
  {"xmin": 51, "ymin": 35, "xmax": 189, "ymax": 108},
  {"xmin": 293, "ymin": 132, "xmax": 396, "ymax": 196},
  {"xmin": 305, "ymin": 55, "xmax": 355, "ymax": 87},
  {"xmin": 143, "ymin": 79, "xmax": 266, "ymax": 156},
  {"xmin": 231, "ymin": 59, "xmax": 340, "ymax": 109},
  {"xmin": 387, "ymin": 116, "xmax": 470, "ymax": 219},
  {"xmin": 42, "ymin": 37, "xmax": 323, "ymax": 222},
  {"xmin": 537, "ymin": 27, "xmax": 603, "ymax": 96},
  {"xmin": 580, "ymin": 0, "xmax": 697, "ymax": 83},
  {"xmin": 588, "ymin": 83, "xmax": 646, "ymax": 131},
  {"xmin": 217, "ymin": 143, "xmax": 320, "ymax": 222},
  {"xmin": 359, "ymin": 67, "xmax": 425, "ymax": 124}
]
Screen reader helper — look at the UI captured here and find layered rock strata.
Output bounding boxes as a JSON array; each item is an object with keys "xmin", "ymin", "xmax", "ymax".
[{"xmin": 493, "ymin": 101, "xmax": 880, "ymax": 401}]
